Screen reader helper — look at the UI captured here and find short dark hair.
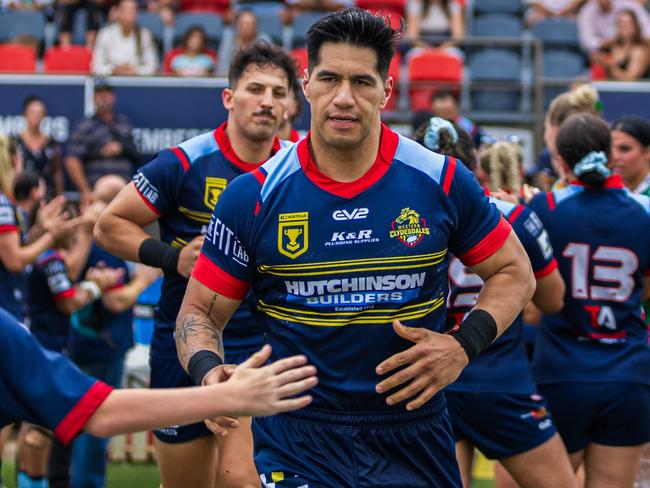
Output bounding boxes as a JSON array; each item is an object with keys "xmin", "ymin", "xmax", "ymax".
[
  {"xmin": 182, "ymin": 25, "xmax": 207, "ymax": 50},
  {"xmin": 611, "ymin": 115, "xmax": 650, "ymax": 147},
  {"xmin": 22, "ymin": 95, "xmax": 45, "ymax": 113},
  {"xmin": 13, "ymin": 170, "xmax": 41, "ymax": 201},
  {"xmin": 306, "ymin": 8, "xmax": 401, "ymax": 80},
  {"xmin": 228, "ymin": 41, "xmax": 297, "ymax": 91},
  {"xmin": 430, "ymin": 90, "xmax": 458, "ymax": 104},
  {"xmin": 556, "ymin": 113, "xmax": 611, "ymax": 189}
]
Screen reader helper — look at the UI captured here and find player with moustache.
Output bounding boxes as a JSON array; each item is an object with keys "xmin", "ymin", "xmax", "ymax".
[{"xmin": 95, "ymin": 42, "xmax": 296, "ymax": 488}]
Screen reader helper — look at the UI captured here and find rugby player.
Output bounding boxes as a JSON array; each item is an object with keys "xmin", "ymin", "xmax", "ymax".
[
  {"xmin": 416, "ymin": 117, "xmax": 577, "ymax": 488},
  {"xmin": 95, "ymin": 41, "xmax": 297, "ymax": 488},
  {"xmin": 530, "ymin": 113, "xmax": 650, "ymax": 487},
  {"xmin": 177, "ymin": 9, "xmax": 535, "ymax": 487},
  {"xmin": 0, "ymin": 306, "xmax": 317, "ymax": 448}
]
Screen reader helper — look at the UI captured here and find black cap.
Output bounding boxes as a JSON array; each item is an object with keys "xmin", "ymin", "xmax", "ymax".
[{"xmin": 94, "ymin": 78, "xmax": 113, "ymax": 93}]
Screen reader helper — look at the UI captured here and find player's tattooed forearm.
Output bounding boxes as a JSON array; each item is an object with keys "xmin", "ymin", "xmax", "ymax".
[
  {"xmin": 176, "ymin": 312, "xmax": 224, "ymax": 366},
  {"xmin": 206, "ymin": 293, "xmax": 218, "ymax": 319}
]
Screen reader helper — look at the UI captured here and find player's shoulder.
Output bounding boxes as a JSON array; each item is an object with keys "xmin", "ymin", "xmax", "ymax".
[
  {"xmin": 622, "ymin": 188, "xmax": 650, "ymax": 217},
  {"xmin": 393, "ymin": 134, "xmax": 449, "ymax": 187},
  {"xmin": 531, "ymin": 185, "xmax": 584, "ymax": 214},
  {"xmin": 174, "ymin": 129, "xmax": 222, "ymax": 168},
  {"xmin": 255, "ymin": 143, "xmax": 302, "ymax": 203},
  {"xmin": 0, "ymin": 192, "xmax": 14, "ymax": 208}
]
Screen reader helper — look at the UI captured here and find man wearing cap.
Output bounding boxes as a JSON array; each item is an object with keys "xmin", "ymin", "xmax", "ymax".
[{"xmin": 64, "ymin": 80, "xmax": 140, "ymax": 206}]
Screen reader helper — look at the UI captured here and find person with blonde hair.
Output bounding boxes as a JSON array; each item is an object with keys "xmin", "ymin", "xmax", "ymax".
[
  {"xmin": 479, "ymin": 141, "xmax": 524, "ymax": 196},
  {"xmin": 540, "ymin": 84, "xmax": 601, "ymax": 189}
]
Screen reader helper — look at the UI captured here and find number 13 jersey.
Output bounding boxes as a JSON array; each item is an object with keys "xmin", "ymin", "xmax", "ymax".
[{"xmin": 529, "ymin": 176, "xmax": 650, "ymax": 385}]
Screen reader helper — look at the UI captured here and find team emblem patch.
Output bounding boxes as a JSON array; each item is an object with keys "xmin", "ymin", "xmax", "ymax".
[
  {"xmin": 204, "ymin": 177, "xmax": 228, "ymax": 210},
  {"xmin": 389, "ymin": 207, "xmax": 430, "ymax": 247},
  {"xmin": 278, "ymin": 212, "xmax": 309, "ymax": 259}
]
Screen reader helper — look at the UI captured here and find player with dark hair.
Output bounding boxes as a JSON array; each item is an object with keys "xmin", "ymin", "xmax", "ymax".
[
  {"xmin": 417, "ymin": 117, "xmax": 577, "ymax": 488},
  {"xmin": 529, "ymin": 113, "xmax": 650, "ymax": 487},
  {"xmin": 95, "ymin": 41, "xmax": 296, "ymax": 488},
  {"xmin": 177, "ymin": 9, "xmax": 535, "ymax": 487}
]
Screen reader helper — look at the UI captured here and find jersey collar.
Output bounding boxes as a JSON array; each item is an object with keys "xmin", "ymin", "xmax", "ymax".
[
  {"xmin": 570, "ymin": 174, "xmax": 625, "ymax": 189},
  {"xmin": 296, "ymin": 123, "xmax": 399, "ymax": 199},
  {"xmin": 213, "ymin": 122, "xmax": 282, "ymax": 172}
]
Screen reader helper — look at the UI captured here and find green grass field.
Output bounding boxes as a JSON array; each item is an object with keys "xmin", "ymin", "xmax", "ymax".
[{"xmin": 1, "ymin": 459, "xmax": 496, "ymax": 487}]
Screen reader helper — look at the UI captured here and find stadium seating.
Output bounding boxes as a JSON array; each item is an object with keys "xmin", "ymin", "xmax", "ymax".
[
  {"xmin": 173, "ymin": 12, "xmax": 224, "ymax": 49},
  {"xmin": 469, "ymin": 49, "xmax": 521, "ymax": 111},
  {"xmin": 255, "ymin": 9, "xmax": 284, "ymax": 45},
  {"xmin": 292, "ymin": 11, "xmax": 327, "ymax": 48},
  {"xmin": 43, "ymin": 45, "xmax": 92, "ymax": 73},
  {"xmin": 0, "ymin": 43, "xmax": 37, "ymax": 73},
  {"xmin": 138, "ymin": 12, "xmax": 166, "ymax": 48},
  {"xmin": 407, "ymin": 49, "xmax": 463, "ymax": 111},
  {"xmin": 532, "ymin": 18, "xmax": 580, "ymax": 51},
  {"xmin": 291, "ymin": 47, "xmax": 308, "ymax": 75},
  {"xmin": 542, "ymin": 49, "xmax": 586, "ymax": 107},
  {"xmin": 471, "ymin": 14, "xmax": 523, "ymax": 38},
  {"xmin": 356, "ymin": 0, "xmax": 405, "ymax": 29},
  {"xmin": 473, "ymin": 0, "xmax": 522, "ymax": 15},
  {"xmin": 0, "ymin": 10, "xmax": 46, "ymax": 44},
  {"xmin": 179, "ymin": 0, "xmax": 230, "ymax": 14},
  {"xmin": 163, "ymin": 46, "xmax": 217, "ymax": 74}
]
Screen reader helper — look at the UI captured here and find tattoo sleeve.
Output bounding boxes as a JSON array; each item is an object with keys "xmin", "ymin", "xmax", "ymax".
[{"xmin": 175, "ymin": 293, "xmax": 224, "ymax": 371}]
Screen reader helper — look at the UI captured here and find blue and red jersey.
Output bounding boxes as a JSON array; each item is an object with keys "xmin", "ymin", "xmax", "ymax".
[
  {"xmin": 133, "ymin": 122, "xmax": 287, "ymax": 358},
  {"xmin": 0, "ymin": 192, "xmax": 28, "ymax": 320},
  {"xmin": 529, "ymin": 176, "xmax": 650, "ymax": 385},
  {"xmin": 446, "ymin": 198, "xmax": 557, "ymax": 394},
  {"xmin": 27, "ymin": 249, "xmax": 75, "ymax": 353},
  {"xmin": 193, "ymin": 125, "xmax": 512, "ymax": 411},
  {"xmin": 69, "ymin": 243, "xmax": 134, "ymax": 364},
  {"xmin": 0, "ymin": 307, "xmax": 112, "ymax": 445}
]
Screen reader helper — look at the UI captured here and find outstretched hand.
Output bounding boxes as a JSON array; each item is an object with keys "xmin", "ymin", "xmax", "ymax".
[
  {"xmin": 375, "ymin": 321, "xmax": 468, "ymax": 411},
  {"xmin": 225, "ymin": 345, "xmax": 317, "ymax": 418}
]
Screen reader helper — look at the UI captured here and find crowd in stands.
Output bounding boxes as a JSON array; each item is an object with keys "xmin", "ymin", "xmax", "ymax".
[{"xmin": 1, "ymin": 0, "xmax": 650, "ymax": 84}]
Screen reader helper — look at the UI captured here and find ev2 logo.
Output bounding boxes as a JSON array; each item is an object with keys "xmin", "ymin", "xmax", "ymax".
[{"xmin": 332, "ymin": 208, "xmax": 369, "ymax": 221}]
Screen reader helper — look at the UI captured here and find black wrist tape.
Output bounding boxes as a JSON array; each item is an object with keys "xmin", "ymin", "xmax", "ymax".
[
  {"xmin": 138, "ymin": 238, "xmax": 180, "ymax": 274},
  {"xmin": 450, "ymin": 309, "xmax": 498, "ymax": 361},
  {"xmin": 187, "ymin": 350, "xmax": 224, "ymax": 385}
]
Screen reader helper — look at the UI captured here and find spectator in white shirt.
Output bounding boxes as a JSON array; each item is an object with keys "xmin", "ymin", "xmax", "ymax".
[
  {"xmin": 92, "ymin": 0, "xmax": 159, "ymax": 76},
  {"xmin": 578, "ymin": 0, "xmax": 650, "ymax": 53}
]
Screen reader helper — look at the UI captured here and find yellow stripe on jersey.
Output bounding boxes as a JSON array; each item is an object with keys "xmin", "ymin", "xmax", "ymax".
[
  {"xmin": 258, "ymin": 297, "xmax": 443, "ymax": 316},
  {"xmin": 179, "ymin": 206, "xmax": 212, "ymax": 223},
  {"xmin": 171, "ymin": 237, "xmax": 189, "ymax": 248},
  {"xmin": 258, "ymin": 250, "xmax": 447, "ymax": 277},
  {"xmin": 257, "ymin": 297, "xmax": 445, "ymax": 326}
]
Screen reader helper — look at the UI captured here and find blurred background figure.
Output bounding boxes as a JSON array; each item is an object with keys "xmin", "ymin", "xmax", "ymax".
[
  {"xmin": 170, "ymin": 26, "xmax": 215, "ymax": 76},
  {"xmin": 56, "ymin": 0, "xmax": 105, "ymax": 48},
  {"xmin": 277, "ymin": 79, "xmax": 302, "ymax": 142},
  {"xmin": 610, "ymin": 115, "xmax": 650, "ymax": 194},
  {"xmin": 217, "ymin": 9, "xmax": 269, "ymax": 75},
  {"xmin": 92, "ymin": 0, "xmax": 159, "ymax": 75},
  {"xmin": 525, "ymin": 0, "xmax": 584, "ymax": 26},
  {"xmin": 405, "ymin": 0, "xmax": 465, "ymax": 46},
  {"xmin": 64, "ymin": 80, "xmax": 139, "ymax": 206},
  {"xmin": 15, "ymin": 95, "xmax": 63, "ymax": 198},
  {"xmin": 578, "ymin": 0, "xmax": 650, "ymax": 54},
  {"xmin": 591, "ymin": 8, "xmax": 650, "ymax": 81}
]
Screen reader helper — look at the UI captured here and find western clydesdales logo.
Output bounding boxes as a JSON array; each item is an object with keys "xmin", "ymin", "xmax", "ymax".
[
  {"xmin": 204, "ymin": 177, "xmax": 228, "ymax": 210},
  {"xmin": 389, "ymin": 207, "xmax": 430, "ymax": 247},
  {"xmin": 278, "ymin": 212, "xmax": 309, "ymax": 259}
]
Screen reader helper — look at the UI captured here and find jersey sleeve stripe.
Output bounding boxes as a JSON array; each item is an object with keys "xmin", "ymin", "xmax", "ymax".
[
  {"xmin": 441, "ymin": 156, "xmax": 457, "ymax": 195},
  {"xmin": 53, "ymin": 288, "xmax": 76, "ymax": 301},
  {"xmin": 0, "ymin": 224, "xmax": 18, "ymax": 233},
  {"xmin": 192, "ymin": 253, "xmax": 250, "ymax": 300},
  {"xmin": 546, "ymin": 192, "xmax": 556, "ymax": 210},
  {"xmin": 171, "ymin": 146, "xmax": 190, "ymax": 171},
  {"xmin": 53, "ymin": 381, "xmax": 113, "ymax": 445},
  {"xmin": 458, "ymin": 216, "xmax": 512, "ymax": 266},
  {"xmin": 507, "ymin": 204, "xmax": 525, "ymax": 223},
  {"xmin": 251, "ymin": 168, "xmax": 267, "ymax": 186},
  {"xmin": 134, "ymin": 185, "xmax": 162, "ymax": 216},
  {"xmin": 534, "ymin": 258, "xmax": 558, "ymax": 279}
]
